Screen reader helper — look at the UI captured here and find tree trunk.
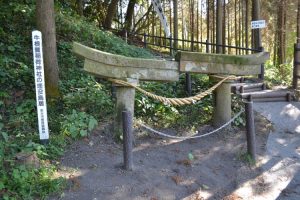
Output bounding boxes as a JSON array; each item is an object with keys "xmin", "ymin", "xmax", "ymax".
[
  {"xmin": 245, "ymin": 0, "xmax": 249, "ymax": 54},
  {"xmin": 103, "ymin": 0, "xmax": 119, "ymax": 29},
  {"xmin": 36, "ymin": 0, "xmax": 60, "ymax": 98},
  {"xmin": 173, "ymin": 0, "xmax": 178, "ymax": 50},
  {"xmin": 76, "ymin": 0, "xmax": 84, "ymax": 16},
  {"xmin": 222, "ymin": 0, "xmax": 226, "ymax": 54},
  {"xmin": 216, "ymin": 0, "xmax": 223, "ymax": 53},
  {"xmin": 298, "ymin": 0, "xmax": 300, "ymax": 43},
  {"xmin": 212, "ymin": 0, "xmax": 215, "ymax": 53},
  {"xmin": 182, "ymin": 0, "xmax": 185, "ymax": 49},
  {"xmin": 122, "ymin": 0, "xmax": 137, "ymax": 35},
  {"xmin": 276, "ymin": 0, "xmax": 287, "ymax": 65},
  {"xmin": 191, "ymin": 0, "xmax": 195, "ymax": 51},
  {"xmin": 252, "ymin": 0, "xmax": 262, "ymax": 49},
  {"xmin": 207, "ymin": 0, "xmax": 210, "ymax": 44},
  {"xmin": 235, "ymin": 0, "xmax": 238, "ymax": 54}
]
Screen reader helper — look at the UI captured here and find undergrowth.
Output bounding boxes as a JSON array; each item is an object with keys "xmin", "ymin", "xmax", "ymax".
[
  {"xmin": 0, "ymin": 1, "xmax": 245, "ymax": 199},
  {"xmin": 0, "ymin": 1, "xmax": 152, "ymax": 199}
]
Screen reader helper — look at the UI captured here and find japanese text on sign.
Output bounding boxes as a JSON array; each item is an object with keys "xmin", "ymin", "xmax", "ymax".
[
  {"xmin": 251, "ymin": 20, "xmax": 266, "ymax": 29},
  {"xmin": 32, "ymin": 30, "xmax": 49, "ymax": 141}
]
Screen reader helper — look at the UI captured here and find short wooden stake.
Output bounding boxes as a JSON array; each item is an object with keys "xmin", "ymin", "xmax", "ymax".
[
  {"xmin": 122, "ymin": 110, "xmax": 133, "ymax": 170},
  {"xmin": 185, "ymin": 73, "xmax": 192, "ymax": 96},
  {"xmin": 245, "ymin": 97, "xmax": 256, "ymax": 162},
  {"xmin": 286, "ymin": 92, "xmax": 292, "ymax": 102}
]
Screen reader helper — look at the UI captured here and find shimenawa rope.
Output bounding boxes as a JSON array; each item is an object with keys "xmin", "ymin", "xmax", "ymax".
[{"xmin": 108, "ymin": 75, "xmax": 238, "ymax": 106}]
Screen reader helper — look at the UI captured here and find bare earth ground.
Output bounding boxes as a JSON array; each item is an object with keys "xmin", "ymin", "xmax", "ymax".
[{"xmin": 49, "ymin": 110, "xmax": 273, "ymax": 200}]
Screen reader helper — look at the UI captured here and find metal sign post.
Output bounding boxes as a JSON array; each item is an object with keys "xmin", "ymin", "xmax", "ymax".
[{"xmin": 32, "ymin": 30, "xmax": 49, "ymax": 144}]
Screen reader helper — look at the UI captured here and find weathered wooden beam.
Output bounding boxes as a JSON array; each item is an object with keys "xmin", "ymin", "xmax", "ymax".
[
  {"xmin": 240, "ymin": 90, "xmax": 290, "ymax": 99},
  {"xmin": 176, "ymin": 51, "xmax": 269, "ymax": 75},
  {"xmin": 73, "ymin": 42, "xmax": 179, "ymax": 81},
  {"xmin": 74, "ymin": 42, "xmax": 270, "ymax": 77},
  {"xmin": 179, "ymin": 61, "xmax": 261, "ymax": 75},
  {"xmin": 176, "ymin": 51, "xmax": 269, "ymax": 65},
  {"xmin": 84, "ymin": 59, "xmax": 179, "ymax": 82}
]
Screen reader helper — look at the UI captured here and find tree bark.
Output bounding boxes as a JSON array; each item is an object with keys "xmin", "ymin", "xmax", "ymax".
[
  {"xmin": 36, "ymin": 0, "xmax": 60, "ymax": 98},
  {"xmin": 276, "ymin": 0, "xmax": 287, "ymax": 65},
  {"xmin": 76, "ymin": 0, "xmax": 84, "ymax": 16},
  {"xmin": 216, "ymin": 0, "xmax": 223, "ymax": 53},
  {"xmin": 122, "ymin": 0, "xmax": 137, "ymax": 35},
  {"xmin": 206, "ymin": 0, "xmax": 210, "ymax": 45},
  {"xmin": 103, "ymin": 0, "xmax": 119, "ymax": 29},
  {"xmin": 173, "ymin": 0, "xmax": 178, "ymax": 50},
  {"xmin": 252, "ymin": 0, "xmax": 262, "ymax": 49},
  {"xmin": 297, "ymin": 0, "xmax": 300, "ymax": 43},
  {"xmin": 245, "ymin": 0, "xmax": 249, "ymax": 54},
  {"xmin": 132, "ymin": 4, "xmax": 153, "ymax": 33},
  {"xmin": 190, "ymin": 0, "xmax": 195, "ymax": 51},
  {"xmin": 222, "ymin": 0, "xmax": 226, "ymax": 54}
]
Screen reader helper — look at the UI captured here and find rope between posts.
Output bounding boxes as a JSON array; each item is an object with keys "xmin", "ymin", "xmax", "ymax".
[
  {"xmin": 137, "ymin": 107, "xmax": 244, "ymax": 140},
  {"xmin": 108, "ymin": 75, "xmax": 239, "ymax": 106}
]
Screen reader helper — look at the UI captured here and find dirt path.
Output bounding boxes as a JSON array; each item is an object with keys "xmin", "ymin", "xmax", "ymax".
[
  {"xmin": 234, "ymin": 102, "xmax": 300, "ymax": 200},
  {"xmin": 49, "ymin": 109, "xmax": 274, "ymax": 200}
]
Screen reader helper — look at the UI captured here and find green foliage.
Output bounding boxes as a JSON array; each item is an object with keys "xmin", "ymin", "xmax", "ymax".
[
  {"xmin": 135, "ymin": 74, "xmax": 214, "ymax": 129},
  {"xmin": 1, "ymin": 163, "xmax": 66, "ymax": 200},
  {"xmin": 61, "ymin": 110, "xmax": 98, "ymax": 138},
  {"xmin": 232, "ymin": 95, "xmax": 246, "ymax": 127},
  {"xmin": 265, "ymin": 61, "xmax": 293, "ymax": 86},
  {"xmin": 238, "ymin": 152, "xmax": 256, "ymax": 166},
  {"xmin": 0, "ymin": 1, "xmax": 153, "ymax": 199}
]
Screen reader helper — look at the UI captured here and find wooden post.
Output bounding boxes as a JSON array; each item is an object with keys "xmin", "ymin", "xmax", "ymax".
[
  {"xmin": 186, "ymin": 73, "xmax": 192, "ymax": 96},
  {"xmin": 170, "ymin": 35, "xmax": 173, "ymax": 56},
  {"xmin": 144, "ymin": 32, "xmax": 147, "ymax": 48},
  {"xmin": 122, "ymin": 110, "xmax": 133, "ymax": 170},
  {"xmin": 258, "ymin": 46, "xmax": 265, "ymax": 80},
  {"xmin": 206, "ymin": 39, "xmax": 210, "ymax": 53},
  {"xmin": 245, "ymin": 97, "xmax": 256, "ymax": 162}
]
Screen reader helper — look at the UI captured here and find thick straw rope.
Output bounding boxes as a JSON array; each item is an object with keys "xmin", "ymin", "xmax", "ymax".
[{"xmin": 108, "ymin": 75, "xmax": 238, "ymax": 106}]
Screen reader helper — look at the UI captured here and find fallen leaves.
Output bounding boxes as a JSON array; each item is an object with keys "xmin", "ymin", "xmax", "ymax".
[
  {"xmin": 176, "ymin": 159, "xmax": 192, "ymax": 166},
  {"xmin": 69, "ymin": 175, "xmax": 80, "ymax": 190},
  {"xmin": 223, "ymin": 194, "xmax": 243, "ymax": 200},
  {"xmin": 171, "ymin": 175, "xmax": 184, "ymax": 185}
]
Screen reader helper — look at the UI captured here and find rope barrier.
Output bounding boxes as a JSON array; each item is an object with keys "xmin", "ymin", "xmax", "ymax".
[
  {"xmin": 137, "ymin": 107, "xmax": 244, "ymax": 140},
  {"xmin": 108, "ymin": 75, "xmax": 239, "ymax": 106}
]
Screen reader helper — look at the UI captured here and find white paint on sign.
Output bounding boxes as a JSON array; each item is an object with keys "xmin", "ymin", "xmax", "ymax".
[
  {"xmin": 151, "ymin": 0, "xmax": 171, "ymax": 37},
  {"xmin": 32, "ymin": 30, "xmax": 49, "ymax": 141},
  {"xmin": 251, "ymin": 20, "xmax": 266, "ymax": 29}
]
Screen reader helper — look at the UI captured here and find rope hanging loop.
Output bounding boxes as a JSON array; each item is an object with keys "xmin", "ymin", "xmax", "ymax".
[{"xmin": 108, "ymin": 75, "xmax": 239, "ymax": 106}]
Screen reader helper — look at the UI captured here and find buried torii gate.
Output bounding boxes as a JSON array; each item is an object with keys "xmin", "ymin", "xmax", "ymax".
[{"xmin": 73, "ymin": 42, "xmax": 269, "ymax": 135}]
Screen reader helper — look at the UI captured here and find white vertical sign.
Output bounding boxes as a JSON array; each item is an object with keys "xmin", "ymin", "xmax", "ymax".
[
  {"xmin": 151, "ymin": 0, "xmax": 171, "ymax": 37},
  {"xmin": 32, "ymin": 30, "xmax": 49, "ymax": 142}
]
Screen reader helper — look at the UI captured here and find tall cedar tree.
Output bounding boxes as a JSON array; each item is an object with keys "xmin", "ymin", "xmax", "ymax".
[
  {"xmin": 36, "ymin": 0, "xmax": 60, "ymax": 98},
  {"xmin": 276, "ymin": 0, "xmax": 287, "ymax": 66},
  {"xmin": 122, "ymin": 0, "xmax": 137, "ymax": 35},
  {"xmin": 103, "ymin": 0, "xmax": 119, "ymax": 29}
]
